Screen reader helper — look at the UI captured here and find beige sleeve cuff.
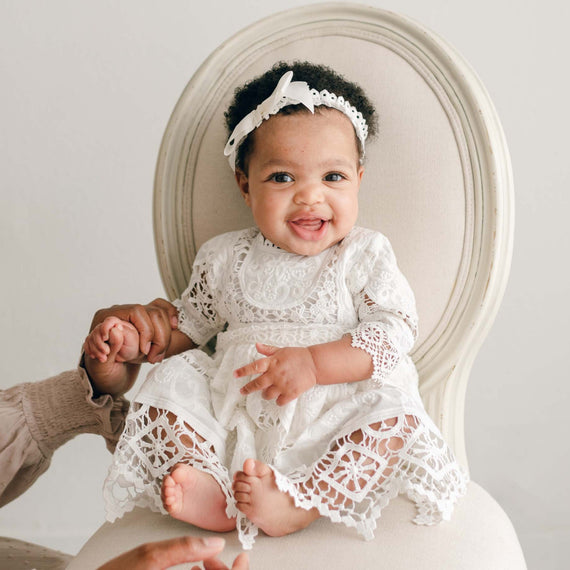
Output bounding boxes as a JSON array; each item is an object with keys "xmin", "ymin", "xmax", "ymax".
[{"xmin": 22, "ymin": 367, "xmax": 129, "ymax": 455}]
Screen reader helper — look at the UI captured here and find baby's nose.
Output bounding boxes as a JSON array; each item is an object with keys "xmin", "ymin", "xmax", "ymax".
[{"xmin": 293, "ymin": 182, "xmax": 324, "ymax": 205}]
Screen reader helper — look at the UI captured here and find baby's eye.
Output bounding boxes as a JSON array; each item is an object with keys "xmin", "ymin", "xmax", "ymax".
[
  {"xmin": 270, "ymin": 172, "xmax": 293, "ymax": 183},
  {"xmin": 324, "ymin": 172, "xmax": 345, "ymax": 182}
]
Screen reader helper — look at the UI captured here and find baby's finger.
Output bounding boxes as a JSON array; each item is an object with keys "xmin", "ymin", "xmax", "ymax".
[
  {"xmin": 84, "ymin": 335, "xmax": 110, "ymax": 362},
  {"xmin": 276, "ymin": 393, "xmax": 297, "ymax": 407},
  {"xmin": 255, "ymin": 343, "xmax": 279, "ymax": 357},
  {"xmin": 107, "ymin": 328, "xmax": 123, "ymax": 361},
  {"xmin": 82, "ymin": 338, "xmax": 97, "ymax": 361},
  {"xmin": 262, "ymin": 385, "xmax": 281, "ymax": 401},
  {"xmin": 233, "ymin": 357, "xmax": 269, "ymax": 379},
  {"xmin": 240, "ymin": 374, "xmax": 272, "ymax": 395},
  {"xmin": 100, "ymin": 317, "xmax": 123, "ymax": 341},
  {"xmin": 124, "ymin": 304, "xmax": 154, "ymax": 355},
  {"xmin": 93, "ymin": 334, "xmax": 111, "ymax": 356}
]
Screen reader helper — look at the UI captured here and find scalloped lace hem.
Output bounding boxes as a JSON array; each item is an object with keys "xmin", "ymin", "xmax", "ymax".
[
  {"xmin": 270, "ymin": 414, "xmax": 467, "ymax": 540},
  {"xmin": 103, "ymin": 404, "xmax": 237, "ymax": 523},
  {"xmin": 104, "ymin": 407, "xmax": 466, "ymax": 549}
]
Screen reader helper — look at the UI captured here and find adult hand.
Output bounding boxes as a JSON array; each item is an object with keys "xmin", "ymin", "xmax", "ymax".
[
  {"xmin": 97, "ymin": 535, "xmax": 249, "ymax": 570},
  {"xmin": 84, "ymin": 299, "xmax": 178, "ymax": 397},
  {"xmin": 90, "ymin": 298, "xmax": 179, "ymax": 364}
]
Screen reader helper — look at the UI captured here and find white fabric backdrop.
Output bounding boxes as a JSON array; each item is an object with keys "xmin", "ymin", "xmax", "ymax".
[{"xmin": 0, "ymin": 1, "xmax": 567, "ymax": 569}]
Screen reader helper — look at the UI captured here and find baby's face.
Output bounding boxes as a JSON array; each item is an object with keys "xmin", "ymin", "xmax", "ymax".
[{"xmin": 235, "ymin": 109, "xmax": 364, "ymax": 256}]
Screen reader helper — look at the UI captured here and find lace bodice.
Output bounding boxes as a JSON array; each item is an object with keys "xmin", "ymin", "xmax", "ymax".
[{"xmin": 174, "ymin": 227, "xmax": 418, "ymax": 383}]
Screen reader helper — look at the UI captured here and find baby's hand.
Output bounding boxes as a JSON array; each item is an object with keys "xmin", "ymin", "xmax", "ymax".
[
  {"xmin": 84, "ymin": 316, "xmax": 141, "ymax": 364},
  {"xmin": 234, "ymin": 344, "xmax": 317, "ymax": 406}
]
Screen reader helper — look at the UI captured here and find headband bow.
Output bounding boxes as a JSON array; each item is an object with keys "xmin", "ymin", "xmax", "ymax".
[
  {"xmin": 224, "ymin": 72, "xmax": 314, "ymax": 171},
  {"xmin": 224, "ymin": 71, "xmax": 368, "ymax": 171}
]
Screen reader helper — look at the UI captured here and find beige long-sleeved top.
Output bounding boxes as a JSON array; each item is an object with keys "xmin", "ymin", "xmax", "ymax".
[{"xmin": 0, "ymin": 367, "xmax": 129, "ymax": 507}]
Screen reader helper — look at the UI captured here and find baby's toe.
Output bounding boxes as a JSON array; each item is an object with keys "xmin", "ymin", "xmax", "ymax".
[
  {"xmin": 233, "ymin": 480, "xmax": 251, "ymax": 503},
  {"xmin": 162, "ymin": 474, "xmax": 175, "ymax": 488},
  {"xmin": 170, "ymin": 463, "xmax": 192, "ymax": 485},
  {"xmin": 243, "ymin": 458, "xmax": 272, "ymax": 478}
]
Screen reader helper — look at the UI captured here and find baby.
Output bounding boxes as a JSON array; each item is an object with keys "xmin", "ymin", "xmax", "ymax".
[{"xmin": 85, "ymin": 61, "xmax": 466, "ymax": 549}]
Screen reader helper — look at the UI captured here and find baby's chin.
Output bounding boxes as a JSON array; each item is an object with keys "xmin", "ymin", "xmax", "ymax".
[{"xmin": 279, "ymin": 235, "xmax": 346, "ymax": 257}]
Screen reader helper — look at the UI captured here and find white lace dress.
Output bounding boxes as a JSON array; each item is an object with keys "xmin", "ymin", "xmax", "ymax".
[{"xmin": 104, "ymin": 227, "xmax": 467, "ymax": 549}]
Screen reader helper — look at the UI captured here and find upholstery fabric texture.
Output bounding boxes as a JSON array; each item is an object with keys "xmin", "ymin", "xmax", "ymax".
[{"xmin": 70, "ymin": 482, "xmax": 526, "ymax": 570}]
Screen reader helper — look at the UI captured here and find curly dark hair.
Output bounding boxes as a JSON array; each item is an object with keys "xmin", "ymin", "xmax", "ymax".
[{"xmin": 224, "ymin": 61, "xmax": 378, "ymax": 171}]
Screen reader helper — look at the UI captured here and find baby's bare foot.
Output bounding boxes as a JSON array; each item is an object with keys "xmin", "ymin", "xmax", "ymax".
[
  {"xmin": 233, "ymin": 459, "xmax": 319, "ymax": 537},
  {"xmin": 161, "ymin": 463, "xmax": 235, "ymax": 532}
]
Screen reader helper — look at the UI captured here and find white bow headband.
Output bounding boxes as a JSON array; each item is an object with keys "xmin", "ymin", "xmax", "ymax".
[{"xmin": 224, "ymin": 71, "xmax": 369, "ymax": 171}]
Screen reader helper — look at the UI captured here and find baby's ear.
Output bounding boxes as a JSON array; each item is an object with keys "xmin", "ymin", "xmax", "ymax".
[{"xmin": 235, "ymin": 169, "xmax": 251, "ymax": 205}]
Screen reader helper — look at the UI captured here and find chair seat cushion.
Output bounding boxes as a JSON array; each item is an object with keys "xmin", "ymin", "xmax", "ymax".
[{"xmin": 70, "ymin": 482, "xmax": 525, "ymax": 569}]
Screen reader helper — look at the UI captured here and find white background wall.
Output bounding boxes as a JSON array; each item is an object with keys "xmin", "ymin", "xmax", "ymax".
[{"xmin": 0, "ymin": 1, "xmax": 568, "ymax": 568}]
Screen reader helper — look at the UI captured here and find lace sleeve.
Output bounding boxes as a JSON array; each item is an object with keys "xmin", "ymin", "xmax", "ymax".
[
  {"xmin": 348, "ymin": 232, "xmax": 418, "ymax": 384},
  {"xmin": 174, "ymin": 236, "xmax": 228, "ymax": 346}
]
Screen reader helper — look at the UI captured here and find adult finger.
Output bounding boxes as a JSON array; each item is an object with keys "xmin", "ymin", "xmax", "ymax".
[
  {"xmin": 148, "ymin": 298, "xmax": 179, "ymax": 329},
  {"xmin": 145, "ymin": 302, "xmax": 177, "ymax": 363},
  {"xmin": 203, "ymin": 556, "xmax": 229, "ymax": 570},
  {"xmin": 97, "ymin": 535, "xmax": 226, "ymax": 570},
  {"xmin": 203, "ymin": 552, "xmax": 249, "ymax": 570},
  {"xmin": 232, "ymin": 553, "xmax": 250, "ymax": 570}
]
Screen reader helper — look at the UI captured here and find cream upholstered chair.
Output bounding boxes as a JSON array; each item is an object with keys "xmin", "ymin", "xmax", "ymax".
[{"xmin": 71, "ymin": 5, "xmax": 526, "ymax": 569}]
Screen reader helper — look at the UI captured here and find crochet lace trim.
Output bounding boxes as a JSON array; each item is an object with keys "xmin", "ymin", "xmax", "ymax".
[{"xmin": 104, "ymin": 406, "xmax": 467, "ymax": 549}]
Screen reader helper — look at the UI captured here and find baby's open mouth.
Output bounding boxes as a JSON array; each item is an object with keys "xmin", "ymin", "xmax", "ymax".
[
  {"xmin": 291, "ymin": 218, "xmax": 326, "ymax": 231},
  {"xmin": 288, "ymin": 217, "xmax": 329, "ymax": 240}
]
